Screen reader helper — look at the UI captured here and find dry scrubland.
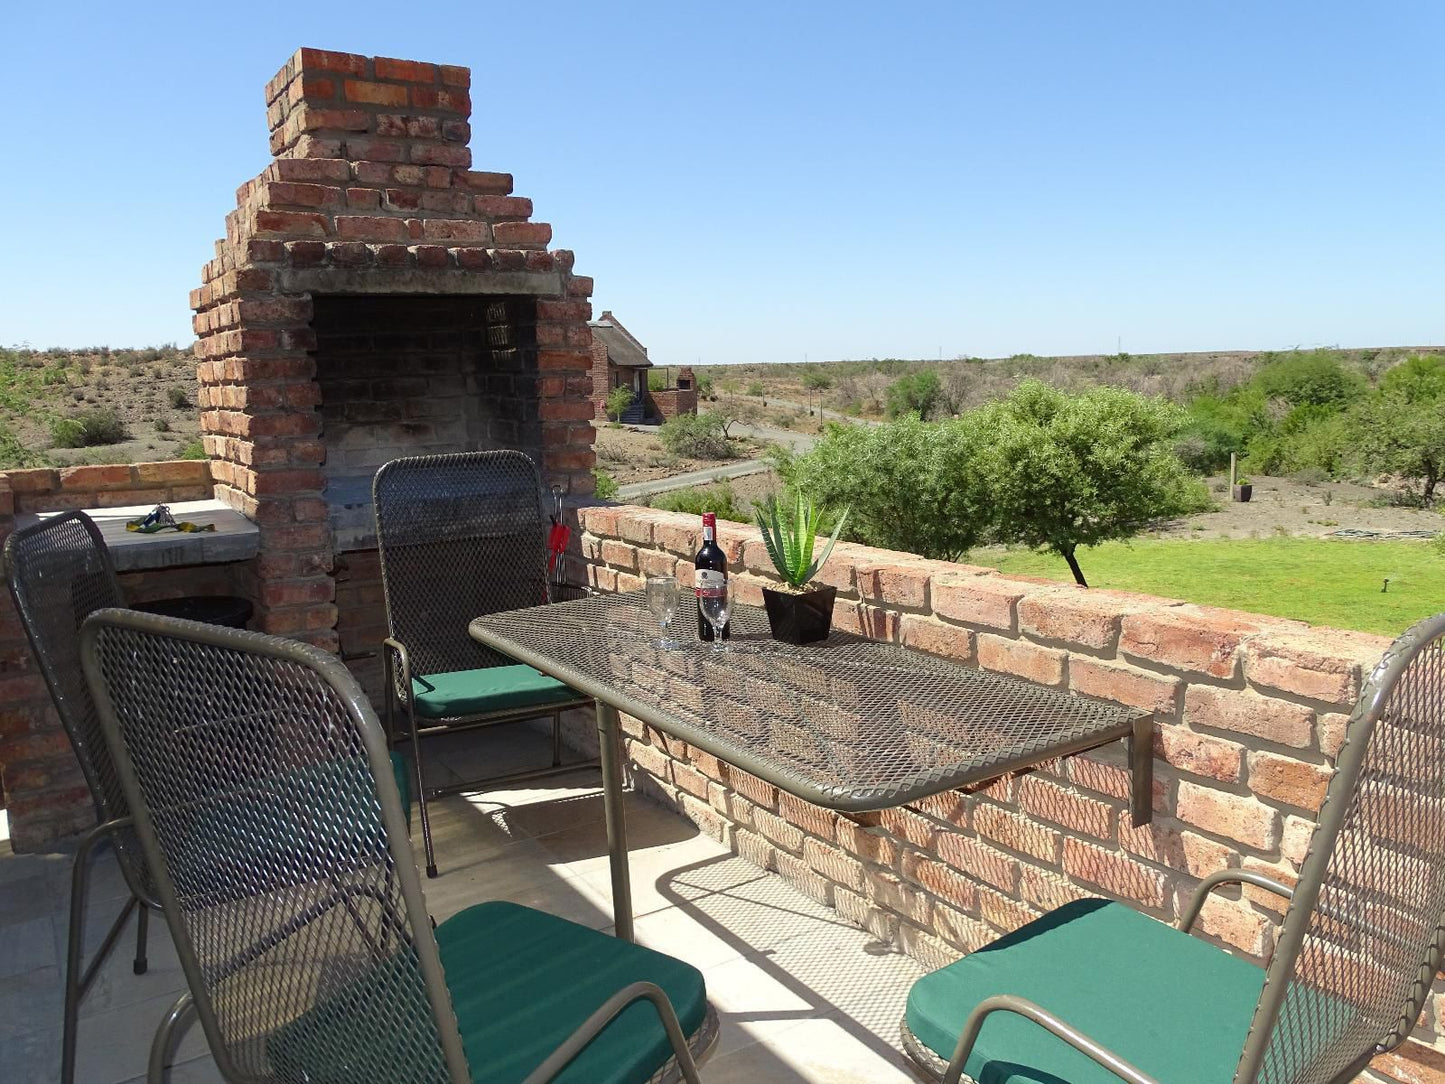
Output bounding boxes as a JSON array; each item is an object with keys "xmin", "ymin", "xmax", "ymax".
[{"xmin": 0, "ymin": 346, "xmax": 201, "ymax": 467}]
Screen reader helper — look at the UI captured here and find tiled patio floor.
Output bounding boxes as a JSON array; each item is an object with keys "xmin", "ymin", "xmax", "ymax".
[{"xmin": 0, "ymin": 734, "xmax": 928, "ymax": 1083}]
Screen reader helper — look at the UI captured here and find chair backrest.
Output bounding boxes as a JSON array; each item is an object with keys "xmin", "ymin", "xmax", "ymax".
[
  {"xmin": 2, "ymin": 512, "xmax": 153, "ymax": 895},
  {"xmin": 373, "ymin": 449, "xmax": 551, "ymax": 676},
  {"xmin": 80, "ymin": 608, "xmax": 470, "ymax": 1084},
  {"xmin": 1237, "ymin": 612, "xmax": 1445, "ymax": 1084}
]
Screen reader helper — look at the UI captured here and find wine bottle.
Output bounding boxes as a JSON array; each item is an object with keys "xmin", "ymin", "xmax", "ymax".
[{"xmin": 694, "ymin": 512, "xmax": 730, "ymax": 641}]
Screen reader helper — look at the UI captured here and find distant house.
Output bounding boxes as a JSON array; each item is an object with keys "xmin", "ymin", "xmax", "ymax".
[{"xmin": 588, "ymin": 311, "xmax": 696, "ymax": 422}]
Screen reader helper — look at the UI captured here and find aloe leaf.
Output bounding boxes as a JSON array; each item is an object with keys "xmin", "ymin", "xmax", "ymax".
[
  {"xmin": 804, "ymin": 504, "xmax": 851, "ymax": 583},
  {"xmin": 797, "ymin": 493, "xmax": 818, "ymax": 583},
  {"xmin": 754, "ymin": 498, "xmax": 788, "ymax": 580}
]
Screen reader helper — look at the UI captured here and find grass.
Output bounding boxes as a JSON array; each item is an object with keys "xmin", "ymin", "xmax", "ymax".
[{"xmin": 978, "ymin": 537, "xmax": 1445, "ymax": 635}]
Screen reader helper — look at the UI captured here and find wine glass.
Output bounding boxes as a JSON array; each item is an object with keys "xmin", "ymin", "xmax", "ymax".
[
  {"xmin": 699, "ymin": 584, "xmax": 730, "ymax": 652},
  {"xmin": 646, "ymin": 575, "xmax": 680, "ymax": 649}
]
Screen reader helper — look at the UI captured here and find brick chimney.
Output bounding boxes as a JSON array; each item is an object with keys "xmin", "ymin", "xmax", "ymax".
[{"xmin": 191, "ymin": 49, "xmax": 597, "ymax": 656}]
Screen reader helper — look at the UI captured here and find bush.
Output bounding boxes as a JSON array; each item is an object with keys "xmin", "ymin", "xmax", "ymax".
[
  {"xmin": 592, "ymin": 467, "xmax": 619, "ymax": 499},
  {"xmin": 783, "ymin": 414, "xmax": 989, "ymax": 560},
  {"xmin": 154, "ymin": 417, "xmax": 171, "ymax": 433},
  {"xmin": 605, "ymin": 385, "xmax": 634, "ymax": 423},
  {"xmin": 885, "ymin": 370, "xmax": 941, "ymax": 418},
  {"xmin": 1253, "ymin": 350, "xmax": 1366, "ymax": 409},
  {"xmin": 747, "ymin": 381, "xmax": 766, "ymax": 397},
  {"xmin": 179, "ymin": 439, "xmax": 207, "ymax": 460},
  {"xmin": 0, "ymin": 424, "xmax": 44, "ymax": 469},
  {"xmin": 657, "ymin": 412, "xmax": 733, "ymax": 459},
  {"xmin": 50, "ymin": 408, "xmax": 129, "ymax": 448},
  {"xmin": 647, "ymin": 371, "xmax": 667, "ymax": 391},
  {"xmin": 167, "ymin": 384, "xmax": 190, "ymax": 408},
  {"xmin": 650, "ymin": 483, "xmax": 748, "ymax": 522}
]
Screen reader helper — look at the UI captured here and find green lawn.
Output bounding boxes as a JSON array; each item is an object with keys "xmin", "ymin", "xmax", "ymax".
[{"xmin": 979, "ymin": 538, "xmax": 1445, "ymax": 636}]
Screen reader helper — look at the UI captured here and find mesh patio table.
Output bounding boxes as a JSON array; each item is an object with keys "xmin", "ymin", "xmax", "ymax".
[{"xmin": 470, "ymin": 590, "xmax": 1153, "ymax": 941}]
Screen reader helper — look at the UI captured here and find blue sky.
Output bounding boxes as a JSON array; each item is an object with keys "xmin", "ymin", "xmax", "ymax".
[{"xmin": 1, "ymin": 2, "xmax": 1440, "ymax": 364}]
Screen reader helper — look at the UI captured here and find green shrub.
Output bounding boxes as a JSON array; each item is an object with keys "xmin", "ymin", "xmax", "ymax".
[
  {"xmin": 0, "ymin": 424, "xmax": 44, "ymax": 469},
  {"xmin": 650, "ymin": 483, "xmax": 747, "ymax": 522},
  {"xmin": 657, "ymin": 412, "xmax": 733, "ymax": 459},
  {"xmin": 605, "ymin": 385, "xmax": 634, "ymax": 422},
  {"xmin": 1253, "ymin": 350, "xmax": 1366, "ymax": 409},
  {"xmin": 647, "ymin": 371, "xmax": 667, "ymax": 391},
  {"xmin": 179, "ymin": 439, "xmax": 207, "ymax": 460},
  {"xmin": 592, "ymin": 467, "xmax": 619, "ymax": 500},
  {"xmin": 167, "ymin": 384, "xmax": 190, "ymax": 408},
  {"xmin": 783, "ymin": 414, "xmax": 989, "ymax": 560},
  {"xmin": 50, "ymin": 408, "xmax": 129, "ymax": 448},
  {"xmin": 747, "ymin": 381, "xmax": 765, "ymax": 397},
  {"xmin": 885, "ymin": 370, "xmax": 941, "ymax": 418},
  {"xmin": 154, "ymin": 417, "xmax": 171, "ymax": 433}
]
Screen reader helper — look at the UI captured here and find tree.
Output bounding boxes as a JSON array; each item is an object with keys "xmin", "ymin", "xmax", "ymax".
[
  {"xmin": 1380, "ymin": 354, "xmax": 1445, "ymax": 403},
  {"xmin": 801, "ymin": 370, "xmax": 832, "ymax": 413},
  {"xmin": 714, "ymin": 400, "xmax": 761, "ymax": 438},
  {"xmin": 658, "ymin": 412, "xmax": 733, "ymax": 459},
  {"xmin": 974, "ymin": 380, "xmax": 1208, "ymax": 586},
  {"xmin": 885, "ymin": 370, "xmax": 941, "ymax": 419},
  {"xmin": 1253, "ymin": 350, "xmax": 1366, "ymax": 409},
  {"xmin": 783, "ymin": 414, "xmax": 989, "ymax": 560},
  {"xmin": 605, "ymin": 385, "xmax": 634, "ymax": 422},
  {"xmin": 1350, "ymin": 394, "xmax": 1445, "ymax": 503}
]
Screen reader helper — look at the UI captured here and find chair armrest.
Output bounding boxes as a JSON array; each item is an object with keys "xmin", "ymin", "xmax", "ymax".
[
  {"xmin": 383, "ymin": 637, "xmax": 413, "ymax": 700},
  {"xmin": 944, "ymin": 995, "xmax": 1160, "ymax": 1084},
  {"xmin": 1178, "ymin": 869, "xmax": 1294, "ymax": 935},
  {"xmin": 522, "ymin": 981, "xmax": 702, "ymax": 1084}
]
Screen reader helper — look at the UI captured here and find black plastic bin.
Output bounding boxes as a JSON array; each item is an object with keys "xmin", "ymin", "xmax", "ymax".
[{"xmin": 133, "ymin": 595, "xmax": 254, "ymax": 630}]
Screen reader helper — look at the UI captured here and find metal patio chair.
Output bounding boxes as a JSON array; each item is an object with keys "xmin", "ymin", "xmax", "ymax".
[
  {"xmin": 901, "ymin": 610, "xmax": 1445, "ymax": 1084},
  {"xmin": 79, "ymin": 607, "xmax": 716, "ymax": 1084},
  {"xmin": 374, "ymin": 450, "xmax": 594, "ymax": 878},
  {"xmin": 3, "ymin": 511, "xmax": 157, "ymax": 1084}
]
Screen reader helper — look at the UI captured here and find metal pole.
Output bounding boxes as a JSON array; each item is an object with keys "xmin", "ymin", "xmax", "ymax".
[
  {"xmin": 596, "ymin": 701, "xmax": 634, "ymax": 941},
  {"xmin": 1129, "ymin": 715, "xmax": 1154, "ymax": 828}
]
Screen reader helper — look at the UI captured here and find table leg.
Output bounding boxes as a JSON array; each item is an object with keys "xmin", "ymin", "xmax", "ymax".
[
  {"xmin": 1129, "ymin": 715, "xmax": 1154, "ymax": 827},
  {"xmin": 596, "ymin": 701, "xmax": 634, "ymax": 942}
]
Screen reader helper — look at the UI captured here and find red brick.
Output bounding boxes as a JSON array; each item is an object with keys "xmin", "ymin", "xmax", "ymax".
[
  {"xmin": 1184, "ymin": 685, "xmax": 1314, "ymax": 748},
  {"xmin": 1374, "ymin": 1040, "xmax": 1445, "ymax": 1084},
  {"xmin": 294, "ymin": 48, "xmax": 368, "ymax": 77},
  {"xmin": 856, "ymin": 561, "xmax": 931, "ymax": 608},
  {"xmin": 935, "ymin": 833, "xmax": 1019, "ymax": 893},
  {"xmin": 779, "ymin": 792, "xmax": 838, "ymax": 841},
  {"xmin": 1018, "ymin": 587, "xmax": 1161, "ymax": 650},
  {"xmin": 973, "ymin": 803, "xmax": 1061, "ymax": 863},
  {"xmin": 902, "ymin": 852, "xmax": 979, "ymax": 912},
  {"xmin": 1157, "ymin": 727, "xmax": 1243, "ymax": 782},
  {"xmin": 1175, "ymin": 780, "xmax": 1280, "ymax": 850},
  {"xmin": 931, "ymin": 572, "xmax": 1025, "ymax": 631},
  {"xmin": 3, "ymin": 468, "xmax": 59, "ymax": 494},
  {"xmin": 1061, "ymin": 837, "xmax": 1167, "ymax": 909},
  {"xmin": 802, "ymin": 837, "xmax": 867, "ymax": 892},
  {"xmin": 1193, "ymin": 893, "xmax": 1272, "ymax": 956},
  {"xmin": 599, "ymin": 539, "xmax": 637, "ymax": 571},
  {"xmin": 374, "ymin": 57, "xmax": 438, "ymax": 83},
  {"xmin": 1243, "ymin": 628, "xmax": 1387, "ymax": 705},
  {"xmin": 754, "ymin": 808, "xmax": 804, "ymax": 853},
  {"xmin": 878, "ymin": 807, "xmax": 938, "ymax": 849},
  {"xmin": 1017, "ymin": 776, "xmax": 1114, "ymax": 840},
  {"xmin": 1120, "ymin": 605, "xmax": 1283, "ymax": 679},
  {"xmin": 59, "ymin": 464, "xmax": 132, "ymax": 490},
  {"xmin": 976, "ymin": 883, "xmax": 1041, "ymax": 934},
  {"xmin": 836, "ymin": 817, "xmax": 899, "ymax": 866},
  {"xmin": 254, "ymin": 210, "xmax": 329, "ymax": 238},
  {"xmin": 493, "ymin": 221, "xmax": 552, "ymax": 245},
  {"xmin": 899, "ymin": 614, "xmax": 974, "ymax": 663},
  {"xmin": 976, "ymin": 635, "xmax": 1065, "ymax": 686},
  {"xmin": 1246, "ymin": 750, "xmax": 1331, "ymax": 811},
  {"xmin": 1069, "ymin": 658, "xmax": 1179, "ymax": 715}
]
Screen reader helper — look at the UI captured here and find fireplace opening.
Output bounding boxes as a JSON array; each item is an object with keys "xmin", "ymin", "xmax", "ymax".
[{"xmin": 313, "ymin": 294, "xmax": 541, "ymax": 552}]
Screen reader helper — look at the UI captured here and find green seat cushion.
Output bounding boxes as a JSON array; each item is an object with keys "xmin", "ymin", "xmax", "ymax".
[
  {"xmin": 905, "ymin": 899, "xmax": 1265, "ymax": 1084},
  {"xmin": 411, "ymin": 665, "xmax": 581, "ymax": 720},
  {"xmin": 439, "ymin": 901, "xmax": 708, "ymax": 1083},
  {"xmin": 268, "ymin": 901, "xmax": 707, "ymax": 1083}
]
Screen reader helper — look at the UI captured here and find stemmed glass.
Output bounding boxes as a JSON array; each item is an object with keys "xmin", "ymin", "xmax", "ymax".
[
  {"xmin": 646, "ymin": 575, "xmax": 680, "ymax": 649},
  {"xmin": 699, "ymin": 582, "xmax": 730, "ymax": 652}
]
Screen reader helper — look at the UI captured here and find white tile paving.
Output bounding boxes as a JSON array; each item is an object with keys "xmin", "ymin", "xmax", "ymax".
[{"xmin": 0, "ymin": 734, "xmax": 928, "ymax": 1083}]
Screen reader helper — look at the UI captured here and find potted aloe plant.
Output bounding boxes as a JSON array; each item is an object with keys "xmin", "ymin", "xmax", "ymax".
[{"xmin": 754, "ymin": 493, "xmax": 850, "ymax": 644}]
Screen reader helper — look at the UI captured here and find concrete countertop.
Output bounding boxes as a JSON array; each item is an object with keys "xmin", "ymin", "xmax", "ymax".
[{"xmin": 18, "ymin": 499, "xmax": 260, "ymax": 572}]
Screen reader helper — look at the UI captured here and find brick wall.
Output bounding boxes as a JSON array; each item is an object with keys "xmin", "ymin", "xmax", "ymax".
[
  {"xmin": 645, "ymin": 386, "xmax": 697, "ymax": 421},
  {"xmin": 568, "ymin": 502, "xmax": 1445, "ymax": 1079},
  {"xmin": 0, "ymin": 461, "xmax": 248, "ymax": 851}
]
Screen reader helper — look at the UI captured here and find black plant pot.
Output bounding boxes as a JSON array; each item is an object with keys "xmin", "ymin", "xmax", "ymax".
[
  {"xmin": 1233, "ymin": 483, "xmax": 1252, "ymax": 503},
  {"xmin": 762, "ymin": 585, "xmax": 837, "ymax": 644}
]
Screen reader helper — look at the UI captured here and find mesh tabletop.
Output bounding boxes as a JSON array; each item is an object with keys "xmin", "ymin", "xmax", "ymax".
[{"xmin": 470, "ymin": 591, "xmax": 1150, "ymax": 813}]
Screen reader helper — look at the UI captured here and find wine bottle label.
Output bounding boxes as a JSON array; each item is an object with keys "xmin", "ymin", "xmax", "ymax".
[{"xmin": 695, "ymin": 568, "xmax": 727, "ymax": 597}]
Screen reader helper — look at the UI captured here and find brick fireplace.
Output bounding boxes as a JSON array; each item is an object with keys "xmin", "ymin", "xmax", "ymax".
[{"xmin": 190, "ymin": 48, "xmax": 597, "ymax": 676}]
